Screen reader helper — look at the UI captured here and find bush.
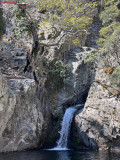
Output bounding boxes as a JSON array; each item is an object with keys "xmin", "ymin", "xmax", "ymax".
[
  {"xmin": 110, "ymin": 66, "xmax": 120, "ymax": 87},
  {"xmin": 46, "ymin": 60, "xmax": 71, "ymax": 91}
]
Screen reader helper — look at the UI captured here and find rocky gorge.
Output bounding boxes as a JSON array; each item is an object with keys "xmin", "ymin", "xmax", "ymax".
[{"xmin": 0, "ymin": 0, "xmax": 120, "ymax": 153}]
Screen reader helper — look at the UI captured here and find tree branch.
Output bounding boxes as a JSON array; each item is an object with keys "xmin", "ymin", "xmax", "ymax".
[
  {"xmin": 94, "ymin": 80, "xmax": 120, "ymax": 93},
  {"xmin": 39, "ymin": 29, "xmax": 89, "ymax": 47}
]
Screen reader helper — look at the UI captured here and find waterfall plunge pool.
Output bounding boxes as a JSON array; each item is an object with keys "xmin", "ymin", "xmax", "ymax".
[
  {"xmin": 0, "ymin": 149, "xmax": 120, "ymax": 160},
  {"xmin": 0, "ymin": 105, "xmax": 120, "ymax": 160}
]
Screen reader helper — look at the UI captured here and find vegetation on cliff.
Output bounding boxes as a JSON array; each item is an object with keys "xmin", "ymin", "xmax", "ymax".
[
  {"xmin": 13, "ymin": 0, "xmax": 98, "ymax": 86},
  {"xmin": 45, "ymin": 60, "xmax": 71, "ymax": 91},
  {"xmin": 85, "ymin": 0, "xmax": 120, "ymax": 89},
  {"xmin": 98, "ymin": 0, "xmax": 120, "ymax": 65},
  {"xmin": 0, "ymin": 8, "xmax": 5, "ymax": 39},
  {"xmin": 98, "ymin": 0, "xmax": 120, "ymax": 87}
]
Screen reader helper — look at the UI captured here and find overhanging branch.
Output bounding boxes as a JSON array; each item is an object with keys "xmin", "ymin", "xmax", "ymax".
[{"xmin": 39, "ymin": 29, "xmax": 89, "ymax": 47}]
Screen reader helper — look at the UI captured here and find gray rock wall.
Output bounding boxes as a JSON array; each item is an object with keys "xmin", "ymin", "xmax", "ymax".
[
  {"xmin": 74, "ymin": 68, "xmax": 120, "ymax": 150},
  {"xmin": 0, "ymin": 73, "xmax": 50, "ymax": 152}
]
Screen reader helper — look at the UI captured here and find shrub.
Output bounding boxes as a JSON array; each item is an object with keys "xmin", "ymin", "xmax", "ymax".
[
  {"xmin": 110, "ymin": 66, "xmax": 120, "ymax": 87},
  {"xmin": 46, "ymin": 60, "xmax": 71, "ymax": 91}
]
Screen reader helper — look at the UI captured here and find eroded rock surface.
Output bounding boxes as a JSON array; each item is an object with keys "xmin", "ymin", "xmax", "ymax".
[
  {"xmin": 74, "ymin": 68, "xmax": 120, "ymax": 150},
  {"xmin": 0, "ymin": 72, "xmax": 45, "ymax": 152}
]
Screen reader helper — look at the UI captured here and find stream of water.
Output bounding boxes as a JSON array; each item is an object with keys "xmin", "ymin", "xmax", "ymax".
[{"xmin": 50, "ymin": 104, "xmax": 83, "ymax": 150}]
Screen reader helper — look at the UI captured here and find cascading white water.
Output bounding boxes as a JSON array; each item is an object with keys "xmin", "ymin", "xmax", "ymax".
[
  {"xmin": 56, "ymin": 107, "xmax": 77, "ymax": 149},
  {"xmin": 50, "ymin": 104, "xmax": 83, "ymax": 150}
]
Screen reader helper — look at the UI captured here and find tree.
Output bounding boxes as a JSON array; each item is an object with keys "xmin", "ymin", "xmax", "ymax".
[
  {"xmin": 110, "ymin": 66, "xmax": 120, "ymax": 87},
  {"xmin": 14, "ymin": 0, "xmax": 98, "ymax": 82},
  {"xmin": 97, "ymin": 0, "xmax": 120, "ymax": 67}
]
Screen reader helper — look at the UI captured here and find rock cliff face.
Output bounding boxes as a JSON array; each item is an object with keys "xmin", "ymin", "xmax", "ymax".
[
  {"xmin": 0, "ymin": 4, "xmax": 95, "ymax": 152},
  {"xmin": 0, "ymin": 5, "xmax": 52, "ymax": 151},
  {"xmin": 74, "ymin": 68, "xmax": 120, "ymax": 150},
  {"xmin": 0, "ymin": 72, "xmax": 46, "ymax": 152}
]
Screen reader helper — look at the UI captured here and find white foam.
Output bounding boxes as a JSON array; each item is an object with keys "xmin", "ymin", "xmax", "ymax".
[
  {"xmin": 48, "ymin": 147, "xmax": 70, "ymax": 151},
  {"xmin": 48, "ymin": 104, "xmax": 84, "ymax": 151}
]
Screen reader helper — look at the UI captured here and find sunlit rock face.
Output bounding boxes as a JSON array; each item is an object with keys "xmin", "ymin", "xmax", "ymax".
[
  {"xmin": 0, "ymin": 73, "xmax": 48, "ymax": 152},
  {"xmin": 74, "ymin": 68, "xmax": 120, "ymax": 150}
]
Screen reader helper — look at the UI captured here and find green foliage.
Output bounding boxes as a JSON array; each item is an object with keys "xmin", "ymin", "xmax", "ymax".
[
  {"xmin": 34, "ymin": 0, "xmax": 98, "ymax": 45},
  {"xmin": 97, "ymin": 0, "xmax": 120, "ymax": 67},
  {"xmin": 98, "ymin": 0, "xmax": 120, "ymax": 46},
  {"xmin": 46, "ymin": 61, "xmax": 71, "ymax": 91},
  {"xmin": 13, "ymin": 0, "xmax": 99, "ymax": 64},
  {"xmin": 99, "ymin": 5, "xmax": 119, "ymax": 26},
  {"xmin": 0, "ymin": 8, "xmax": 5, "ymax": 39},
  {"xmin": 85, "ymin": 50, "xmax": 98, "ymax": 63},
  {"xmin": 98, "ymin": 22, "xmax": 120, "ymax": 48},
  {"xmin": 110, "ymin": 66, "xmax": 120, "ymax": 87},
  {"xmin": 14, "ymin": 18, "xmax": 39, "ymax": 38},
  {"xmin": 14, "ymin": 6, "xmax": 38, "ymax": 38},
  {"xmin": 85, "ymin": 0, "xmax": 120, "ymax": 70}
]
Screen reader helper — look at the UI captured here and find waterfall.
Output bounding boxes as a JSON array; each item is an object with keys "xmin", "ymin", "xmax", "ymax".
[{"xmin": 50, "ymin": 104, "xmax": 83, "ymax": 150}]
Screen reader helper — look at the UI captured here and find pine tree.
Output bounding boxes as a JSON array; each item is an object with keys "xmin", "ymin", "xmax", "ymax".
[{"xmin": 97, "ymin": 0, "xmax": 120, "ymax": 66}]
